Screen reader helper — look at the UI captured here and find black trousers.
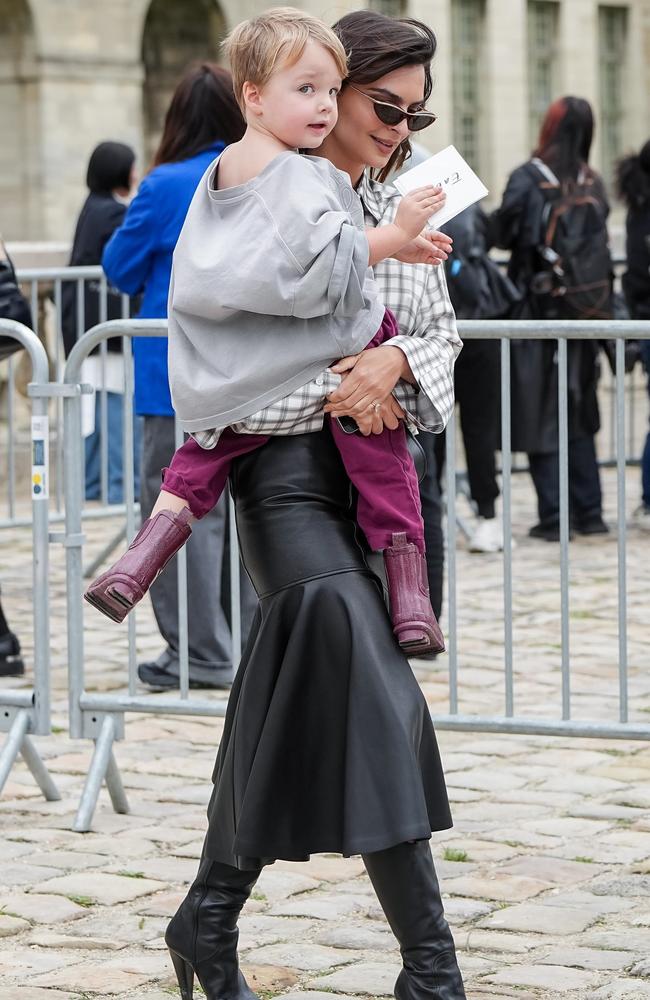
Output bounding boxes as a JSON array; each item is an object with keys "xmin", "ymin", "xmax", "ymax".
[
  {"xmin": 528, "ymin": 435, "xmax": 603, "ymax": 527},
  {"xmin": 417, "ymin": 432, "xmax": 444, "ymax": 620},
  {"xmin": 435, "ymin": 339, "xmax": 501, "ymax": 518}
]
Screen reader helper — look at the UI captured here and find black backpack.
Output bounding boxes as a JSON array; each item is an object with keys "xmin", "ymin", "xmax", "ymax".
[
  {"xmin": 444, "ymin": 206, "xmax": 521, "ymax": 320},
  {"xmin": 528, "ymin": 159, "xmax": 613, "ymax": 320},
  {"xmin": 0, "ymin": 238, "xmax": 32, "ymax": 361}
]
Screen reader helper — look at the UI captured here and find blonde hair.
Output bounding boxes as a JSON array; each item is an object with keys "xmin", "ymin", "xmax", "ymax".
[{"xmin": 223, "ymin": 7, "xmax": 348, "ymax": 115}]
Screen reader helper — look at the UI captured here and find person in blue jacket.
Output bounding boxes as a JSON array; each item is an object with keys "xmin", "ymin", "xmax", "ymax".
[{"xmin": 102, "ymin": 62, "xmax": 251, "ymax": 690}]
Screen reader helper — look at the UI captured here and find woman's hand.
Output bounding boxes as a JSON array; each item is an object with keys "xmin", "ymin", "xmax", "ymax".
[
  {"xmin": 334, "ymin": 395, "xmax": 406, "ymax": 436},
  {"xmin": 393, "ymin": 229, "xmax": 453, "ymax": 266},
  {"xmin": 324, "ymin": 345, "xmax": 409, "ymax": 434}
]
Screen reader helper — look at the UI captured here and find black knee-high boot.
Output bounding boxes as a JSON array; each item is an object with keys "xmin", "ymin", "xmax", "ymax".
[
  {"xmin": 363, "ymin": 841, "xmax": 466, "ymax": 1000},
  {"xmin": 165, "ymin": 859, "xmax": 261, "ymax": 1000}
]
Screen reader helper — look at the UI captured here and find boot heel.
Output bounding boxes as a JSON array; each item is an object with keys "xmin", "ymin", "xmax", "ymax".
[{"xmin": 169, "ymin": 949, "xmax": 194, "ymax": 999}]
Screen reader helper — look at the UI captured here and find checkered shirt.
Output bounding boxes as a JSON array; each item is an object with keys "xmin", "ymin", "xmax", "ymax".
[{"xmin": 193, "ymin": 171, "xmax": 461, "ymax": 450}]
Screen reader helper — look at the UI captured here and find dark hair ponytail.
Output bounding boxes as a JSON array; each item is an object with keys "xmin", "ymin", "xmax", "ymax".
[
  {"xmin": 153, "ymin": 63, "xmax": 245, "ymax": 168},
  {"xmin": 616, "ymin": 139, "xmax": 650, "ymax": 210},
  {"xmin": 332, "ymin": 11, "xmax": 437, "ymax": 181}
]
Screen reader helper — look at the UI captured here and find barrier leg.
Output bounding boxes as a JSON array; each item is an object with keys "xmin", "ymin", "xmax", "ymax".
[
  {"xmin": 73, "ymin": 715, "xmax": 119, "ymax": 832},
  {"xmin": 83, "ymin": 524, "xmax": 127, "ymax": 579},
  {"xmin": 20, "ymin": 735, "xmax": 61, "ymax": 801},
  {"xmin": 0, "ymin": 711, "xmax": 30, "ymax": 795},
  {"xmin": 105, "ymin": 750, "xmax": 129, "ymax": 815}
]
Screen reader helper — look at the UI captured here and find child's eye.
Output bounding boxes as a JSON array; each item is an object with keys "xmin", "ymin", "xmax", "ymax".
[
  {"xmin": 329, "ymin": 88, "xmax": 339, "ymax": 97},
  {"xmin": 298, "ymin": 84, "xmax": 314, "ymax": 94}
]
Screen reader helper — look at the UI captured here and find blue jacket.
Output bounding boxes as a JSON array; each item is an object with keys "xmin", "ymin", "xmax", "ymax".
[{"xmin": 102, "ymin": 144, "xmax": 224, "ymax": 416}]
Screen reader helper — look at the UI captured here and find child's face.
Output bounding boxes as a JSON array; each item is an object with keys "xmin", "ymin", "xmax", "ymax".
[{"xmin": 251, "ymin": 40, "xmax": 342, "ymax": 150}]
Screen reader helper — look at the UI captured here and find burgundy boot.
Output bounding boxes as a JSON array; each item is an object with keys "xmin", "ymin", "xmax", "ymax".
[
  {"xmin": 384, "ymin": 532, "xmax": 445, "ymax": 657},
  {"xmin": 84, "ymin": 508, "xmax": 193, "ymax": 623}
]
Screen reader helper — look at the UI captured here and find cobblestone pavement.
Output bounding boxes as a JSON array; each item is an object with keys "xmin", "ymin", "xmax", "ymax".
[{"xmin": 0, "ymin": 463, "xmax": 649, "ymax": 1000}]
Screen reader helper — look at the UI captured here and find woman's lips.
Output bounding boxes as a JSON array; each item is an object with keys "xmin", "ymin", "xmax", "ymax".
[{"xmin": 371, "ymin": 135, "xmax": 396, "ymax": 153}]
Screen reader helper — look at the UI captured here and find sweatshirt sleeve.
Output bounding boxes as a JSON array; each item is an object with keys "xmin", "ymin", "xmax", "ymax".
[
  {"xmin": 102, "ymin": 176, "xmax": 159, "ymax": 295},
  {"xmin": 260, "ymin": 159, "xmax": 371, "ymax": 320}
]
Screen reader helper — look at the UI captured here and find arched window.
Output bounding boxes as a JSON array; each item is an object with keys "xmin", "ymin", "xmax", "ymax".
[
  {"xmin": 0, "ymin": 0, "xmax": 39, "ymax": 238},
  {"xmin": 141, "ymin": 0, "xmax": 227, "ymax": 163}
]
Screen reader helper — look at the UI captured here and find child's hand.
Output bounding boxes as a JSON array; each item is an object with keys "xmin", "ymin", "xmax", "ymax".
[
  {"xmin": 393, "ymin": 229, "xmax": 453, "ymax": 265},
  {"xmin": 394, "ymin": 186, "xmax": 445, "ymax": 241}
]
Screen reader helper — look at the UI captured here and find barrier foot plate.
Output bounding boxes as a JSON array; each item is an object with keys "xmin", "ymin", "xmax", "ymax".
[
  {"xmin": 73, "ymin": 715, "xmax": 129, "ymax": 831},
  {"xmin": 0, "ymin": 710, "xmax": 60, "ymax": 801}
]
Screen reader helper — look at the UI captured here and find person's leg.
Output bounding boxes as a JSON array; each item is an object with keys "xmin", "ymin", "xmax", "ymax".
[
  {"xmin": 85, "ymin": 428, "xmax": 266, "ymax": 624},
  {"xmin": 330, "ymin": 418, "xmax": 444, "ymax": 656},
  {"xmin": 0, "ymin": 587, "xmax": 24, "ymax": 677},
  {"xmin": 640, "ymin": 341, "xmax": 650, "ymax": 510},
  {"xmin": 569, "ymin": 435, "xmax": 607, "ymax": 534},
  {"xmin": 84, "ymin": 397, "xmax": 101, "ymax": 501},
  {"xmin": 166, "ymin": 857, "xmax": 262, "ymax": 999},
  {"xmin": 527, "ymin": 450, "xmax": 560, "ymax": 539},
  {"xmin": 456, "ymin": 342, "xmax": 503, "ymax": 553},
  {"xmin": 417, "ymin": 432, "xmax": 444, "ymax": 621},
  {"xmin": 105, "ymin": 391, "xmax": 126, "ymax": 504},
  {"xmin": 331, "ymin": 417, "xmax": 424, "ymax": 553},
  {"xmin": 456, "ymin": 341, "xmax": 500, "ymax": 519},
  {"xmin": 363, "ymin": 841, "xmax": 466, "ymax": 1000}
]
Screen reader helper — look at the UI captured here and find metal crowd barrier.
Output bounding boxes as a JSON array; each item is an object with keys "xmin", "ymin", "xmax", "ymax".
[
  {"xmin": 58, "ymin": 318, "xmax": 650, "ymax": 833},
  {"xmin": 63, "ymin": 320, "xmax": 240, "ymax": 831},
  {"xmin": 0, "ymin": 320, "xmax": 59, "ymax": 801},
  {"xmin": 2, "ymin": 265, "xmax": 133, "ymax": 531},
  {"xmin": 446, "ymin": 318, "xmax": 650, "ymax": 741}
]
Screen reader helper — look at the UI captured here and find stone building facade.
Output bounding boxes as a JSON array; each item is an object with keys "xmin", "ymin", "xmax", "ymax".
[{"xmin": 2, "ymin": 0, "xmax": 650, "ymax": 241}]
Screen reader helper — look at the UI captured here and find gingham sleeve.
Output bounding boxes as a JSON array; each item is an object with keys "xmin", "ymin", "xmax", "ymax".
[{"xmin": 359, "ymin": 174, "xmax": 462, "ymax": 434}]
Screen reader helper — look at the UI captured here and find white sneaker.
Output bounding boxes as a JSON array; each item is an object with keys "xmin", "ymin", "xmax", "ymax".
[
  {"xmin": 632, "ymin": 504, "xmax": 650, "ymax": 531},
  {"xmin": 468, "ymin": 516, "xmax": 504, "ymax": 553}
]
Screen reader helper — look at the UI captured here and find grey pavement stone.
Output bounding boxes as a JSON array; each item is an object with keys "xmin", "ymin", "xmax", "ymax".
[
  {"xmin": 239, "ymin": 914, "xmax": 319, "ymax": 949},
  {"xmin": 30, "ymin": 872, "xmax": 166, "ymax": 905},
  {"xmin": 0, "ymin": 914, "xmax": 30, "ymax": 936},
  {"xmin": 483, "ymin": 963, "xmax": 599, "ymax": 991},
  {"xmin": 0, "ymin": 892, "xmax": 86, "ymax": 924},
  {"xmin": 28, "ymin": 932, "xmax": 128, "ymax": 951},
  {"xmin": 537, "ymin": 946, "xmax": 633, "ymax": 971},
  {"xmin": 480, "ymin": 902, "xmax": 598, "ymax": 934},
  {"xmin": 308, "ymin": 961, "xmax": 400, "ymax": 995},
  {"xmin": 0, "ymin": 864, "xmax": 61, "ymax": 887},
  {"xmin": 442, "ymin": 873, "xmax": 551, "ymax": 902},
  {"xmin": 243, "ymin": 941, "xmax": 358, "ymax": 971},
  {"xmin": 269, "ymin": 892, "xmax": 372, "ymax": 920},
  {"xmin": 591, "ymin": 982, "xmax": 650, "ymax": 999},
  {"xmin": 313, "ymin": 922, "xmax": 394, "ymax": 952},
  {"xmin": 495, "ymin": 855, "xmax": 601, "ymax": 884}
]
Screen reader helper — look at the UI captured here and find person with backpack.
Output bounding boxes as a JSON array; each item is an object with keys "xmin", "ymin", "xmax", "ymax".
[
  {"xmin": 617, "ymin": 139, "xmax": 650, "ymax": 530},
  {"xmin": 436, "ymin": 205, "xmax": 520, "ymax": 552},
  {"xmin": 492, "ymin": 96, "xmax": 612, "ymax": 542}
]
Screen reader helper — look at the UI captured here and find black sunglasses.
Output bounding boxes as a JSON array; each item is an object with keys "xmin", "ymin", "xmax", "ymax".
[{"xmin": 348, "ymin": 85, "xmax": 437, "ymax": 132}]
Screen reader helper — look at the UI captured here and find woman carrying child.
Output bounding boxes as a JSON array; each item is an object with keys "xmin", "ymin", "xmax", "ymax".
[{"xmin": 89, "ymin": 8, "xmax": 465, "ymax": 999}]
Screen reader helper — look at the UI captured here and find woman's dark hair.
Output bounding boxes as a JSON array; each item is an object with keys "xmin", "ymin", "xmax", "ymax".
[
  {"xmin": 153, "ymin": 63, "xmax": 245, "ymax": 167},
  {"xmin": 534, "ymin": 96, "xmax": 594, "ymax": 184},
  {"xmin": 86, "ymin": 141, "xmax": 135, "ymax": 195},
  {"xmin": 332, "ymin": 11, "xmax": 437, "ymax": 181},
  {"xmin": 616, "ymin": 139, "xmax": 650, "ymax": 210}
]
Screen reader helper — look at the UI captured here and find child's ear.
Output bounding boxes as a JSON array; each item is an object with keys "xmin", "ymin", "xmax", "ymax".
[{"xmin": 243, "ymin": 81, "xmax": 263, "ymax": 116}]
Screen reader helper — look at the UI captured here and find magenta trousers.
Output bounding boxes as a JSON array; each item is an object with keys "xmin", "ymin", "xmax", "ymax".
[{"xmin": 163, "ymin": 309, "xmax": 424, "ymax": 553}]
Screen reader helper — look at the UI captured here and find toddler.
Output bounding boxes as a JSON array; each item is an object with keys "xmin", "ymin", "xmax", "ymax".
[{"xmin": 85, "ymin": 7, "xmax": 445, "ymax": 656}]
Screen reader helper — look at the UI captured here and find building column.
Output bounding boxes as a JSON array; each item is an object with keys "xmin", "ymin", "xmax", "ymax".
[{"xmin": 483, "ymin": 0, "xmax": 528, "ymax": 203}]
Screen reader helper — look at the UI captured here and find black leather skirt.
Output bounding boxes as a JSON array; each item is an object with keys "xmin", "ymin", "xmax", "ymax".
[{"xmin": 204, "ymin": 428, "xmax": 452, "ymax": 868}]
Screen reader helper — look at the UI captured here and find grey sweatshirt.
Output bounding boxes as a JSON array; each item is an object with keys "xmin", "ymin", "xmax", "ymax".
[{"xmin": 168, "ymin": 150, "xmax": 384, "ymax": 432}]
